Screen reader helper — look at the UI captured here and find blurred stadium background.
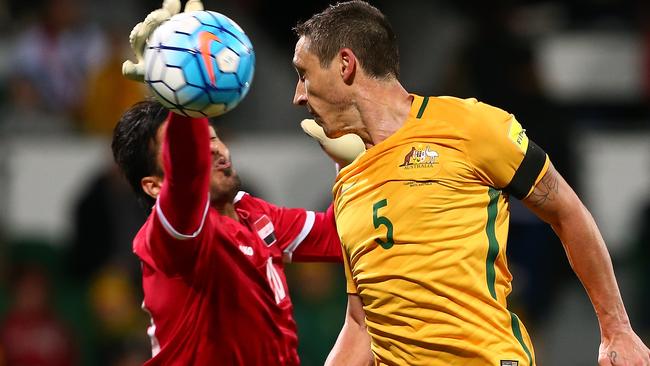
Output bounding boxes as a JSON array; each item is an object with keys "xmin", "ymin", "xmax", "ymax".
[{"xmin": 0, "ymin": 0, "xmax": 648, "ymax": 365}]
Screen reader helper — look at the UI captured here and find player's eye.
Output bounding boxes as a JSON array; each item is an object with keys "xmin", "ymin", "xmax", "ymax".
[{"xmin": 295, "ymin": 68, "xmax": 306, "ymax": 81}]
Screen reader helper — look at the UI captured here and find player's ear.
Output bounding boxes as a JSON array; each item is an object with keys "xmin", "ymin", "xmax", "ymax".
[
  {"xmin": 339, "ymin": 48, "xmax": 356, "ymax": 84},
  {"xmin": 141, "ymin": 176, "xmax": 163, "ymax": 200}
]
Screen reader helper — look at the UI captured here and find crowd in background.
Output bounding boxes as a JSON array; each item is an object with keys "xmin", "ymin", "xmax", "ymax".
[{"xmin": 0, "ymin": 0, "xmax": 648, "ymax": 365}]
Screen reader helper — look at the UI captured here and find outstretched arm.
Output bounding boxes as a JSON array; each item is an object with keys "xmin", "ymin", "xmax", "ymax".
[
  {"xmin": 150, "ymin": 112, "xmax": 211, "ymax": 273},
  {"xmin": 523, "ymin": 163, "xmax": 650, "ymax": 365},
  {"xmin": 325, "ymin": 294, "xmax": 374, "ymax": 366},
  {"xmin": 158, "ymin": 113, "xmax": 211, "ymax": 234}
]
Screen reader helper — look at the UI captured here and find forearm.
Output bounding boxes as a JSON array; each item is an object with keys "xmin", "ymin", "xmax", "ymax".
[
  {"xmin": 326, "ymin": 294, "xmax": 374, "ymax": 366},
  {"xmin": 551, "ymin": 203, "xmax": 631, "ymax": 335},
  {"xmin": 325, "ymin": 320, "xmax": 373, "ymax": 366},
  {"xmin": 525, "ymin": 164, "xmax": 650, "ymax": 362},
  {"xmin": 164, "ymin": 113, "xmax": 211, "ymax": 185},
  {"xmin": 524, "ymin": 164, "xmax": 632, "ymax": 337},
  {"xmin": 160, "ymin": 113, "xmax": 211, "ymax": 232}
]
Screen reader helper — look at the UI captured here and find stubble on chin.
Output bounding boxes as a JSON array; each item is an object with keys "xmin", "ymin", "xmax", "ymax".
[{"xmin": 210, "ymin": 173, "xmax": 242, "ymax": 205}]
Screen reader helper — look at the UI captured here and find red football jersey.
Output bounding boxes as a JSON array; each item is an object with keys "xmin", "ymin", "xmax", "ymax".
[{"xmin": 132, "ymin": 113, "xmax": 341, "ymax": 365}]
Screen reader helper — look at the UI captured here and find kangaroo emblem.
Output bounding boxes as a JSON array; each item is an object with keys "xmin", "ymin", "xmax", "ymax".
[{"xmin": 400, "ymin": 147, "xmax": 416, "ymax": 166}]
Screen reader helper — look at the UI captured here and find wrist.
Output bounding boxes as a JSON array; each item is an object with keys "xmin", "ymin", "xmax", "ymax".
[{"xmin": 598, "ymin": 314, "xmax": 632, "ymax": 339}]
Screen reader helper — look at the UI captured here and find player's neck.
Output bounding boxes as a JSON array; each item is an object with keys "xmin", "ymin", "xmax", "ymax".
[
  {"xmin": 214, "ymin": 202, "xmax": 239, "ymax": 221},
  {"xmin": 360, "ymin": 80, "xmax": 411, "ymax": 146}
]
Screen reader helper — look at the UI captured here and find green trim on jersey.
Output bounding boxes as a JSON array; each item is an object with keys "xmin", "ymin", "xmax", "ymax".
[
  {"xmin": 510, "ymin": 311, "xmax": 534, "ymax": 365},
  {"xmin": 416, "ymin": 96, "xmax": 429, "ymax": 118},
  {"xmin": 485, "ymin": 188, "xmax": 500, "ymax": 300}
]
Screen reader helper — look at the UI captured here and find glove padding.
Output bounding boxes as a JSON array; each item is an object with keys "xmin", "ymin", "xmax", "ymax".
[
  {"xmin": 122, "ymin": 0, "xmax": 204, "ymax": 81},
  {"xmin": 300, "ymin": 119, "xmax": 365, "ymax": 167}
]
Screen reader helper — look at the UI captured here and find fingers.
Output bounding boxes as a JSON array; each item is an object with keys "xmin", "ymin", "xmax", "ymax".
[
  {"xmin": 184, "ymin": 0, "xmax": 204, "ymax": 12},
  {"xmin": 327, "ymin": 133, "xmax": 366, "ymax": 163},
  {"xmin": 162, "ymin": 0, "xmax": 181, "ymax": 15},
  {"xmin": 300, "ymin": 118, "xmax": 365, "ymax": 166},
  {"xmin": 122, "ymin": 0, "xmax": 205, "ymax": 81},
  {"xmin": 300, "ymin": 119, "xmax": 326, "ymax": 141},
  {"xmin": 122, "ymin": 61, "xmax": 145, "ymax": 82}
]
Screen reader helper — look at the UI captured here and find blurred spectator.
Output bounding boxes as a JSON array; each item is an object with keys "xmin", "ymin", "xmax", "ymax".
[
  {"xmin": 68, "ymin": 163, "xmax": 150, "ymax": 365},
  {"xmin": 81, "ymin": 29, "xmax": 148, "ymax": 137},
  {"xmin": 3, "ymin": 0, "xmax": 107, "ymax": 133},
  {"xmin": 0, "ymin": 264, "xmax": 78, "ymax": 366},
  {"xmin": 68, "ymin": 163, "xmax": 145, "ymax": 285},
  {"xmin": 87, "ymin": 265, "xmax": 149, "ymax": 366}
]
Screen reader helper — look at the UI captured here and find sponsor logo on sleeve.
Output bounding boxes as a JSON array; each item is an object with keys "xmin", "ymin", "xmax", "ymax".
[{"xmin": 507, "ymin": 117, "xmax": 529, "ymax": 152}]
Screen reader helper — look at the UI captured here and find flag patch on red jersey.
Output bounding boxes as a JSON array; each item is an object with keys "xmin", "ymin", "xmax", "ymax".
[{"xmin": 254, "ymin": 215, "xmax": 276, "ymax": 246}]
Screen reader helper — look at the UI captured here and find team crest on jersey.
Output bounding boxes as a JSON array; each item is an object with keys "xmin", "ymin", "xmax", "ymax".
[
  {"xmin": 254, "ymin": 215, "xmax": 276, "ymax": 246},
  {"xmin": 500, "ymin": 361, "xmax": 518, "ymax": 366},
  {"xmin": 399, "ymin": 145, "xmax": 439, "ymax": 169}
]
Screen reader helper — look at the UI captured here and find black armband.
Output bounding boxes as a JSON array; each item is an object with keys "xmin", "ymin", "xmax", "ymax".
[{"xmin": 504, "ymin": 141, "xmax": 547, "ymax": 200}]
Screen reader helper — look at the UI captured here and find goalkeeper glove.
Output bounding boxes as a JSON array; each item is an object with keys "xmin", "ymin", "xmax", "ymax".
[
  {"xmin": 300, "ymin": 119, "xmax": 365, "ymax": 168},
  {"xmin": 122, "ymin": 0, "xmax": 204, "ymax": 81}
]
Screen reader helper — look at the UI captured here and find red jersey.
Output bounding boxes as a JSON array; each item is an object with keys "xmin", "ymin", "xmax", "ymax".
[
  {"xmin": 0, "ymin": 311, "xmax": 77, "ymax": 366},
  {"xmin": 132, "ymin": 113, "xmax": 341, "ymax": 365}
]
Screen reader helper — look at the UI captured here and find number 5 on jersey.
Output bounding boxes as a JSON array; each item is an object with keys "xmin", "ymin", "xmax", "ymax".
[{"xmin": 373, "ymin": 199, "xmax": 394, "ymax": 249}]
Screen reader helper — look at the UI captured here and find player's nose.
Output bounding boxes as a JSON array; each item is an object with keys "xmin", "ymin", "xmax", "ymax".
[
  {"xmin": 211, "ymin": 139, "xmax": 229, "ymax": 159},
  {"xmin": 293, "ymin": 81, "xmax": 307, "ymax": 106}
]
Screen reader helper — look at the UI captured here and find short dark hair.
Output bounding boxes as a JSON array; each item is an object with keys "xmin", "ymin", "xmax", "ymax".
[
  {"xmin": 111, "ymin": 100, "xmax": 168, "ymax": 209},
  {"xmin": 294, "ymin": 0, "xmax": 399, "ymax": 79}
]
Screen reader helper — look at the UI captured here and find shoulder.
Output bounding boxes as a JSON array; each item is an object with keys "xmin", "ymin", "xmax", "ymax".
[
  {"xmin": 233, "ymin": 190, "xmax": 274, "ymax": 213},
  {"xmin": 426, "ymin": 96, "xmax": 512, "ymax": 131},
  {"xmin": 428, "ymin": 96, "xmax": 506, "ymax": 118},
  {"xmin": 234, "ymin": 190, "xmax": 249, "ymax": 204},
  {"xmin": 234, "ymin": 190, "xmax": 265, "ymax": 207},
  {"xmin": 132, "ymin": 214, "xmax": 155, "ymax": 264}
]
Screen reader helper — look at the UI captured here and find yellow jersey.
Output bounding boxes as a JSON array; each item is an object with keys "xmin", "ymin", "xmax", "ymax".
[{"xmin": 333, "ymin": 95, "xmax": 549, "ymax": 366}]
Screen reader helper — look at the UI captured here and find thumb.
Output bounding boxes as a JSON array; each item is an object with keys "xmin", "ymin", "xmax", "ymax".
[
  {"xmin": 300, "ymin": 119, "xmax": 327, "ymax": 142},
  {"xmin": 300, "ymin": 119, "xmax": 365, "ymax": 167}
]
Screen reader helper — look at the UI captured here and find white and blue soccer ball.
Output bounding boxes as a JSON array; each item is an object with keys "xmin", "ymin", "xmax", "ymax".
[{"xmin": 144, "ymin": 10, "xmax": 255, "ymax": 117}]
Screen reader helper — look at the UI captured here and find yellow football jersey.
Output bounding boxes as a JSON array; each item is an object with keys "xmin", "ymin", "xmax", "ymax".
[{"xmin": 334, "ymin": 95, "xmax": 549, "ymax": 366}]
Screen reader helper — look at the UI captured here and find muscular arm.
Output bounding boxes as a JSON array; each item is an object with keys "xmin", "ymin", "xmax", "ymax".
[
  {"xmin": 523, "ymin": 163, "xmax": 650, "ymax": 365},
  {"xmin": 325, "ymin": 294, "xmax": 373, "ymax": 366}
]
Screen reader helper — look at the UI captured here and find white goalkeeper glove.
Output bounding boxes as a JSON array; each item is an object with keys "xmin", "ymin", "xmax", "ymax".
[
  {"xmin": 300, "ymin": 119, "xmax": 365, "ymax": 168},
  {"xmin": 122, "ymin": 0, "xmax": 204, "ymax": 81}
]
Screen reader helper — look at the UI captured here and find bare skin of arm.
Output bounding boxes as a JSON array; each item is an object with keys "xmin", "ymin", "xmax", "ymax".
[
  {"xmin": 523, "ymin": 163, "xmax": 650, "ymax": 365},
  {"xmin": 325, "ymin": 294, "xmax": 374, "ymax": 366}
]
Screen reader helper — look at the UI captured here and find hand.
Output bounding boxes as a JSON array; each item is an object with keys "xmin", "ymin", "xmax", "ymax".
[
  {"xmin": 300, "ymin": 119, "xmax": 365, "ymax": 168},
  {"xmin": 122, "ymin": 0, "xmax": 204, "ymax": 81},
  {"xmin": 598, "ymin": 330, "xmax": 650, "ymax": 365}
]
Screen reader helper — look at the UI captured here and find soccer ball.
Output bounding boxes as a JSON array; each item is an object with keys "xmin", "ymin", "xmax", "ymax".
[{"xmin": 144, "ymin": 10, "xmax": 255, "ymax": 117}]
